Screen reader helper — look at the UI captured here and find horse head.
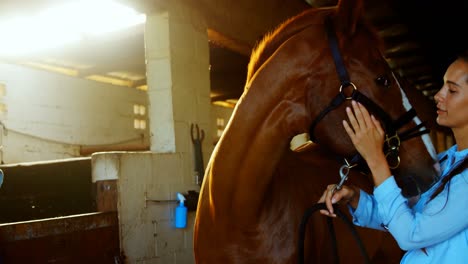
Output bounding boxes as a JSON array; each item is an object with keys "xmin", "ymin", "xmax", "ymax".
[
  {"xmin": 195, "ymin": 0, "xmax": 439, "ymax": 262},
  {"xmin": 248, "ymin": 0, "xmax": 439, "ymax": 197}
]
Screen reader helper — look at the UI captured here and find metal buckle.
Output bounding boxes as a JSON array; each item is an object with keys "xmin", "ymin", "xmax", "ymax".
[
  {"xmin": 385, "ymin": 134, "xmax": 400, "ymax": 149},
  {"xmin": 385, "ymin": 134, "xmax": 401, "ymax": 169},
  {"xmin": 339, "ymin": 82, "xmax": 357, "ymax": 100},
  {"xmin": 385, "ymin": 150, "xmax": 401, "ymax": 169},
  {"xmin": 334, "ymin": 159, "xmax": 358, "ymax": 191}
]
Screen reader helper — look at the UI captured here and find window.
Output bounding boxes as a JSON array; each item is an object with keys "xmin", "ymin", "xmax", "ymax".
[{"xmin": 133, "ymin": 104, "xmax": 146, "ymax": 130}]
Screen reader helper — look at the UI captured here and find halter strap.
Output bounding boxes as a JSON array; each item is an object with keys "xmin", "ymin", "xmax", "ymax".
[{"xmin": 325, "ymin": 17, "xmax": 350, "ymax": 86}]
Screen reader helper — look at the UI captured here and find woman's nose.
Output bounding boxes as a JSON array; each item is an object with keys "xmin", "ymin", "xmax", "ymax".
[{"xmin": 433, "ymin": 87, "xmax": 444, "ymax": 103}]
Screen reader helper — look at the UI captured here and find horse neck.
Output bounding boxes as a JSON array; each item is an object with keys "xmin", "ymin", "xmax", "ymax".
[
  {"xmin": 207, "ymin": 92, "xmax": 301, "ymax": 223},
  {"xmin": 205, "ymin": 22, "xmax": 333, "ymax": 223}
]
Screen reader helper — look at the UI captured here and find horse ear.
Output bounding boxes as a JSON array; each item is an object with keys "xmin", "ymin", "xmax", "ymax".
[{"xmin": 335, "ymin": 0, "xmax": 364, "ymax": 35}]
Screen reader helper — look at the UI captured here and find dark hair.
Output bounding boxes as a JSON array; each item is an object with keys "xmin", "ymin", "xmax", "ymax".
[
  {"xmin": 429, "ymin": 172, "xmax": 450, "ymax": 201},
  {"xmin": 459, "ymin": 49, "xmax": 468, "ymax": 85},
  {"xmin": 429, "ymin": 159, "xmax": 467, "ymax": 201},
  {"xmin": 459, "ymin": 49, "xmax": 468, "ymax": 63}
]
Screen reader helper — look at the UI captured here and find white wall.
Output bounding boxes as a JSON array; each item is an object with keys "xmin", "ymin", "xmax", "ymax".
[
  {"xmin": 0, "ymin": 62, "xmax": 149, "ymax": 164},
  {"xmin": 0, "ymin": 62, "xmax": 234, "ymax": 164}
]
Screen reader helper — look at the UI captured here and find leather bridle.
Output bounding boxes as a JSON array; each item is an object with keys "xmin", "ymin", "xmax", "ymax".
[{"xmin": 309, "ymin": 17, "xmax": 430, "ymax": 171}]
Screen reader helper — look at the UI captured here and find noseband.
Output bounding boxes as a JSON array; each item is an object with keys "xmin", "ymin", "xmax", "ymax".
[{"xmin": 309, "ymin": 17, "xmax": 430, "ymax": 171}]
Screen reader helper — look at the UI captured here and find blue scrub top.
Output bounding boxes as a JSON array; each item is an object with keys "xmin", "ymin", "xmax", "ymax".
[{"xmin": 350, "ymin": 144, "xmax": 468, "ymax": 263}]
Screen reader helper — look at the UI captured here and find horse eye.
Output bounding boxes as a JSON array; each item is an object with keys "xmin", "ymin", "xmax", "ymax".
[{"xmin": 375, "ymin": 76, "xmax": 391, "ymax": 88}]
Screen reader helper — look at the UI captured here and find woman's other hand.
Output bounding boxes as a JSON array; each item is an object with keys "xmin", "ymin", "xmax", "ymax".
[{"xmin": 318, "ymin": 184, "xmax": 360, "ymax": 217}]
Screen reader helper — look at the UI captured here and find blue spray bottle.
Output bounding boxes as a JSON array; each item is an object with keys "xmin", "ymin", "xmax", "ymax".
[{"xmin": 175, "ymin": 192, "xmax": 187, "ymax": 228}]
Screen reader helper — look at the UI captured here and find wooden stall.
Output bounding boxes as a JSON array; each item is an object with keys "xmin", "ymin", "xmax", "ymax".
[{"xmin": 0, "ymin": 158, "xmax": 121, "ymax": 263}]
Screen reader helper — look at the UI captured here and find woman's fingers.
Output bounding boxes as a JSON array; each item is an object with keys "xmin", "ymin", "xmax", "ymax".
[
  {"xmin": 351, "ymin": 100, "xmax": 368, "ymax": 130},
  {"xmin": 349, "ymin": 100, "xmax": 375, "ymax": 130},
  {"xmin": 347, "ymin": 100, "xmax": 376, "ymax": 133},
  {"xmin": 318, "ymin": 185, "xmax": 358, "ymax": 218},
  {"xmin": 318, "ymin": 185, "xmax": 337, "ymax": 217},
  {"xmin": 356, "ymin": 101, "xmax": 373, "ymax": 130},
  {"xmin": 371, "ymin": 115, "xmax": 385, "ymax": 137},
  {"xmin": 343, "ymin": 120, "xmax": 356, "ymax": 143},
  {"xmin": 324, "ymin": 185, "xmax": 336, "ymax": 216},
  {"xmin": 345, "ymin": 101, "xmax": 384, "ymax": 149},
  {"xmin": 346, "ymin": 105, "xmax": 359, "ymax": 133}
]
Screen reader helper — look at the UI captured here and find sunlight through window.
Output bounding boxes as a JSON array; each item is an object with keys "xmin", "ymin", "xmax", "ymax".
[{"xmin": 0, "ymin": 0, "xmax": 146, "ymax": 56}]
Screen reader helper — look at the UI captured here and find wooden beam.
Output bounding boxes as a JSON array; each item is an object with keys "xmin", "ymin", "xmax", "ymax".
[
  {"xmin": 131, "ymin": 78, "xmax": 147, "ymax": 88},
  {"xmin": 397, "ymin": 65, "xmax": 433, "ymax": 78},
  {"xmin": 385, "ymin": 42, "xmax": 421, "ymax": 58},
  {"xmin": 386, "ymin": 55, "xmax": 425, "ymax": 69},
  {"xmin": 207, "ymin": 29, "xmax": 252, "ymax": 56}
]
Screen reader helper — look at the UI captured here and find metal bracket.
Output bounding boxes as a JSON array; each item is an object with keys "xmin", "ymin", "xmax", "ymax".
[{"xmin": 144, "ymin": 192, "xmax": 177, "ymax": 208}]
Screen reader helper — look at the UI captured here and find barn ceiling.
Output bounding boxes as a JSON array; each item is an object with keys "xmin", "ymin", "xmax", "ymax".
[{"xmin": 0, "ymin": 0, "xmax": 466, "ymax": 107}]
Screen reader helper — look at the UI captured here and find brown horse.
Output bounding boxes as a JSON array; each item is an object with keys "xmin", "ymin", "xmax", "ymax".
[{"xmin": 194, "ymin": 0, "xmax": 440, "ymax": 263}]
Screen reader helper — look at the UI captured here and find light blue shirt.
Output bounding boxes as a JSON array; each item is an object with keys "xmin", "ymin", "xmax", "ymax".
[{"xmin": 350, "ymin": 145, "xmax": 468, "ymax": 263}]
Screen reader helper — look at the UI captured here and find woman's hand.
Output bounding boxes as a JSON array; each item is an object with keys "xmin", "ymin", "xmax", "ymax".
[
  {"xmin": 343, "ymin": 100, "xmax": 392, "ymax": 186},
  {"xmin": 318, "ymin": 184, "xmax": 360, "ymax": 217},
  {"xmin": 343, "ymin": 100, "xmax": 385, "ymax": 165}
]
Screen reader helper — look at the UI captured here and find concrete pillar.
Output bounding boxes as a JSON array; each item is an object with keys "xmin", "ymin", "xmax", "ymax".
[{"xmin": 145, "ymin": 4, "xmax": 211, "ymax": 158}]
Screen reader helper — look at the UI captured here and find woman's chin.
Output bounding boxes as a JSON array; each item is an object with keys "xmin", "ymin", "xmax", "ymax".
[{"xmin": 436, "ymin": 116, "xmax": 444, "ymax": 125}]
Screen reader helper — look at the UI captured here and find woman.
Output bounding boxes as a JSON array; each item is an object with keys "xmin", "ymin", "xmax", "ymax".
[{"xmin": 318, "ymin": 51, "xmax": 468, "ymax": 263}]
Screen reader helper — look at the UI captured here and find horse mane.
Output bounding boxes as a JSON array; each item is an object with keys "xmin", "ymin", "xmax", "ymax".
[
  {"xmin": 246, "ymin": 8, "xmax": 332, "ymax": 83},
  {"xmin": 246, "ymin": 5, "xmax": 384, "ymax": 85}
]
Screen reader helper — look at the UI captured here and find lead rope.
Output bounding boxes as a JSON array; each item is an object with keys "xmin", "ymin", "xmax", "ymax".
[{"xmin": 298, "ymin": 203, "xmax": 371, "ymax": 264}]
